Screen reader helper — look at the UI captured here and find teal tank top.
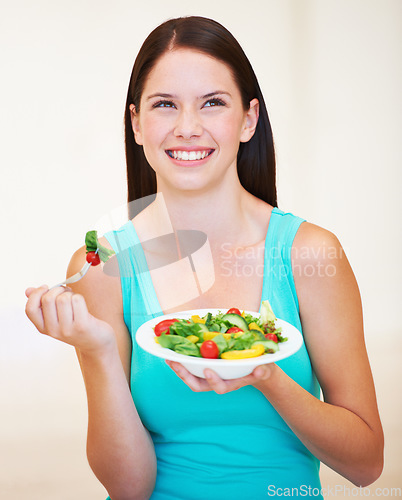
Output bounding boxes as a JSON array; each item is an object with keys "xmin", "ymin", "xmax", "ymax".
[{"xmin": 104, "ymin": 208, "xmax": 323, "ymax": 500}]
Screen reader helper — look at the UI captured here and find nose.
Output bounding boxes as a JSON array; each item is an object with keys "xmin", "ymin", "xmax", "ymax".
[{"xmin": 173, "ymin": 108, "xmax": 203, "ymax": 139}]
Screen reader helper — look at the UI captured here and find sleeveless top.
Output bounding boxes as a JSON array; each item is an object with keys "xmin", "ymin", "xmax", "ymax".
[{"xmin": 104, "ymin": 207, "xmax": 323, "ymax": 500}]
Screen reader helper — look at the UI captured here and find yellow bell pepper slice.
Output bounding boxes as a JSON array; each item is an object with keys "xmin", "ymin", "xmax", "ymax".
[
  {"xmin": 248, "ymin": 322, "xmax": 264, "ymax": 334},
  {"xmin": 203, "ymin": 332, "xmax": 234, "ymax": 341},
  {"xmin": 191, "ymin": 315, "xmax": 206, "ymax": 324},
  {"xmin": 234, "ymin": 331, "xmax": 244, "ymax": 338},
  {"xmin": 203, "ymin": 331, "xmax": 221, "ymax": 341},
  {"xmin": 220, "ymin": 343, "xmax": 265, "ymax": 360},
  {"xmin": 186, "ymin": 335, "xmax": 199, "ymax": 343}
]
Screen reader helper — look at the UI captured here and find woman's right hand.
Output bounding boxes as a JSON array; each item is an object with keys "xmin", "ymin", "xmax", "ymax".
[{"xmin": 25, "ymin": 285, "xmax": 116, "ymax": 356}]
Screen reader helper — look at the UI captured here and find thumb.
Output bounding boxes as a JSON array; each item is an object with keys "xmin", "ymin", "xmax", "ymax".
[
  {"xmin": 25, "ymin": 285, "xmax": 48, "ymax": 298},
  {"xmin": 253, "ymin": 364, "xmax": 272, "ymax": 380},
  {"xmin": 25, "ymin": 287, "xmax": 35, "ymax": 297}
]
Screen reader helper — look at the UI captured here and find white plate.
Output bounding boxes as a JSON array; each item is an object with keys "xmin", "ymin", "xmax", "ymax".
[{"xmin": 136, "ymin": 309, "xmax": 304, "ymax": 380}]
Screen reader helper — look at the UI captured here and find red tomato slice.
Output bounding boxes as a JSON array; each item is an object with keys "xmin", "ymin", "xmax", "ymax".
[
  {"xmin": 200, "ymin": 340, "xmax": 219, "ymax": 359},
  {"xmin": 154, "ymin": 318, "xmax": 179, "ymax": 336},
  {"xmin": 226, "ymin": 307, "xmax": 241, "ymax": 315},
  {"xmin": 265, "ymin": 333, "xmax": 278, "ymax": 343},
  {"xmin": 226, "ymin": 327, "xmax": 244, "ymax": 334}
]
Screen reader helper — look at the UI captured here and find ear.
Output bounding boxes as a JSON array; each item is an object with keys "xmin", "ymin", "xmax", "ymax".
[
  {"xmin": 240, "ymin": 98, "xmax": 259, "ymax": 143},
  {"xmin": 129, "ymin": 104, "xmax": 143, "ymax": 145}
]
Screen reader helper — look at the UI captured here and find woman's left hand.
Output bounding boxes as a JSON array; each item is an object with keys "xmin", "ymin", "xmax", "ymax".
[{"xmin": 166, "ymin": 360, "xmax": 275, "ymax": 393}]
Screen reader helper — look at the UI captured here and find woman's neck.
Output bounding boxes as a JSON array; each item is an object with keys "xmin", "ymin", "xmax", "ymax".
[{"xmin": 148, "ymin": 180, "xmax": 271, "ymax": 250}]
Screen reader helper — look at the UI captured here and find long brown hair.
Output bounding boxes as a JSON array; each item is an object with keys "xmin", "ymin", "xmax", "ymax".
[{"xmin": 124, "ymin": 16, "xmax": 277, "ymax": 216}]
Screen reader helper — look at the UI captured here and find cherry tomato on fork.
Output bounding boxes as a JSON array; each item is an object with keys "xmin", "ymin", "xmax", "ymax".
[
  {"xmin": 154, "ymin": 319, "xmax": 179, "ymax": 336},
  {"xmin": 86, "ymin": 251, "xmax": 101, "ymax": 266}
]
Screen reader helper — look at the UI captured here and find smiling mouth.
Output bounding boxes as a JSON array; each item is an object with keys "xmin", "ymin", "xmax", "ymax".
[{"xmin": 166, "ymin": 150, "xmax": 214, "ymax": 161}]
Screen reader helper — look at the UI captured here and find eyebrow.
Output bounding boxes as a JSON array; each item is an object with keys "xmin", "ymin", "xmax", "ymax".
[{"xmin": 146, "ymin": 90, "xmax": 232, "ymax": 101}]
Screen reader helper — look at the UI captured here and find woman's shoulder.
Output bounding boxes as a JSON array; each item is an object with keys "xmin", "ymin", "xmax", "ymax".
[
  {"xmin": 292, "ymin": 221, "xmax": 347, "ymax": 279},
  {"xmin": 295, "ymin": 221, "xmax": 341, "ymax": 252}
]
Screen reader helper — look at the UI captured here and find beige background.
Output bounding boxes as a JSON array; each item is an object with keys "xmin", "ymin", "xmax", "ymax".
[{"xmin": 1, "ymin": 0, "xmax": 401, "ymax": 498}]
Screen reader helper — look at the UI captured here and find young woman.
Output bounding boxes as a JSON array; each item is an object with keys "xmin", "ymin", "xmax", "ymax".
[{"xmin": 25, "ymin": 16, "xmax": 383, "ymax": 500}]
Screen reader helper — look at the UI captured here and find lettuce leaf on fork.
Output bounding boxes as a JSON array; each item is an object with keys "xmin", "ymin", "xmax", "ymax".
[{"xmin": 85, "ymin": 230, "xmax": 115, "ymax": 263}]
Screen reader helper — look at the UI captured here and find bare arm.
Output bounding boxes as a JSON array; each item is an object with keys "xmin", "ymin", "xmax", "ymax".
[
  {"xmin": 279, "ymin": 223, "xmax": 384, "ymax": 484},
  {"xmin": 26, "ymin": 243, "xmax": 156, "ymax": 500},
  {"xmin": 167, "ymin": 223, "xmax": 384, "ymax": 486}
]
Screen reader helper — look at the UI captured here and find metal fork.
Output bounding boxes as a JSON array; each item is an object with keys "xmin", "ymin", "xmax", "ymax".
[
  {"xmin": 49, "ymin": 261, "xmax": 93, "ymax": 289},
  {"xmin": 50, "ymin": 247, "xmax": 99, "ymax": 289}
]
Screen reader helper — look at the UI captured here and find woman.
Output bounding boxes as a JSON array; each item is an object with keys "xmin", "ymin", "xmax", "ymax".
[{"xmin": 25, "ymin": 16, "xmax": 383, "ymax": 500}]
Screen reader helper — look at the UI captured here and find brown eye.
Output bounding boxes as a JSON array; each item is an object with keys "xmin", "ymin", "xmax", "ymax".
[
  {"xmin": 153, "ymin": 100, "xmax": 176, "ymax": 108},
  {"xmin": 203, "ymin": 98, "xmax": 226, "ymax": 108}
]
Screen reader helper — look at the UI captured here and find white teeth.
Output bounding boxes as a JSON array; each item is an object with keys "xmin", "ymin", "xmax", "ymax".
[{"xmin": 170, "ymin": 150, "xmax": 210, "ymax": 161}]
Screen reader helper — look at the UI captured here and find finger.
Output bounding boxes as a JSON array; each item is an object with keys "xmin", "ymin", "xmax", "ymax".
[
  {"xmin": 25, "ymin": 285, "xmax": 50, "ymax": 332},
  {"xmin": 25, "ymin": 284, "xmax": 52, "ymax": 298},
  {"xmin": 204, "ymin": 368, "xmax": 264, "ymax": 393},
  {"xmin": 167, "ymin": 361, "xmax": 211, "ymax": 392},
  {"xmin": 55, "ymin": 291, "xmax": 74, "ymax": 334},
  {"xmin": 40, "ymin": 286, "xmax": 69, "ymax": 335},
  {"xmin": 203, "ymin": 369, "xmax": 231, "ymax": 394},
  {"xmin": 71, "ymin": 294, "xmax": 90, "ymax": 329}
]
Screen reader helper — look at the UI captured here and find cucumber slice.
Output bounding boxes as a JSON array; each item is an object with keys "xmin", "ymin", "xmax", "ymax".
[
  {"xmin": 222, "ymin": 313, "xmax": 249, "ymax": 331},
  {"xmin": 250, "ymin": 329, "xmax": 266, "ymax": 341},
  {"xmin": 252, "ymin": 340, "xmax": 279, "ymax": 353},
  {"xmin": 195, "ymin": 323, "xmax": 210, "ymax": 333}
]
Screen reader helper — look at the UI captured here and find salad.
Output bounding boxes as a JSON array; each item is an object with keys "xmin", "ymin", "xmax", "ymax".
[
  {"xmin": 154, "ymin": 301, "xmax": 287, "ymax": 360},
  {"xmin": 85, "ymin": 230, "xmax": 115, "ymax": 266}
]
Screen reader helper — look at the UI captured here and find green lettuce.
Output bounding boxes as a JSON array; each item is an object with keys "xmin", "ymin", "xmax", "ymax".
[
  {"xmin": 158, "ymin": 333, "xmax": 201, "ymax": 357},
  {"xmin": 85, "ymin": 230, "xmax": 115, "ymax": 263},
  {"xmin": 260, "ymin": 300, "xmax": 277, "ymax": 324}
]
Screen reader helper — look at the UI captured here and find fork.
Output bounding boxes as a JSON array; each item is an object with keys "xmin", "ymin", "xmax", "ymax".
[
  {"xmin": 49, "ymin": 261, "xmax": 93, "ymax": 289},
  {"xmin": 50, "ymin": 247, "xmax": 99, "ymax": 289}
]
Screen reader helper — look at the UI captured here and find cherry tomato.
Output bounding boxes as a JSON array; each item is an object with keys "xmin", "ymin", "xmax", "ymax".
[
  {"xmin": 226, "ymin": 307, "xmax": 241, "ymax": 315},
  {"xmin": 265, "ymin": 333, "xmax": 278, "ymax": 343},
  {"xmin": 86, "ymin": 251, "xmax": 101, "ymax": 266},
  {"xmin": 226, "ymin": 327, "xmax": 244, "ymax": 334},
  {"xmin": 200, "ymin": 340, "xmax": 219, "ymax": 359},
  {"xmin": 154, "ymin": 318, "xmax": 179, "ymax": 336}
]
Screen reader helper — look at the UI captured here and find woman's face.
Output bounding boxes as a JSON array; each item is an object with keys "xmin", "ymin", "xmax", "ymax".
[{"xmin": 130, "ymin": 48, "xmax": 259, "ymax": 194}]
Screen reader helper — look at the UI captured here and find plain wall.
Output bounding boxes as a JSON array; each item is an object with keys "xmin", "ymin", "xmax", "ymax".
[{"xmin": 1, "ymin": 0, "xmax": 401, "ymax": 498}]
